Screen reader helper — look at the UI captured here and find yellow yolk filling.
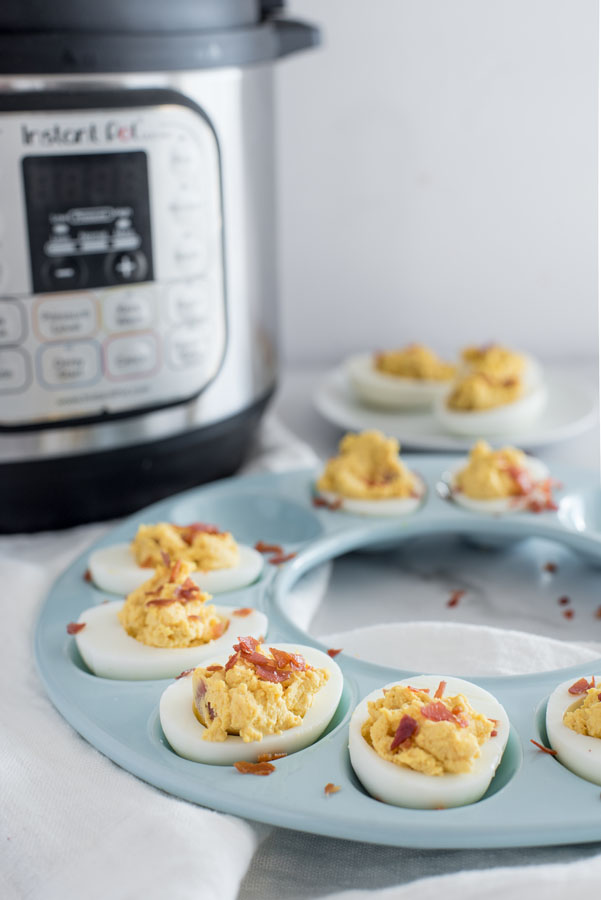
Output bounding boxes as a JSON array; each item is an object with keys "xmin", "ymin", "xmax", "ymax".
[
  {"xmin": 446, "ymin": 372, "xmax": 524, "ymax": 411},
  {"xmin": 454, "ymin": 440, "xmax": 529, "ymax": 499},
  {"xmin": 362, "ymin": 685, "xmax": 494, "ymax": 775},
  {"xmin": 192, "ymin": 651, "xmax": 328, "ymax": 742},
  {"xmin": 462, "ymin": 344, "xmax": 525, "ymax": 381},
  {"xmin": 563, "ymin": 688, "xmax": 601, "ymax": 738},
  {"xmin": 374, "ymin": 344, "xmax": 456, "ymax": 381},
  {"xmin": 118, "ymin": 559, "xmax": 227, "ymax": 648},
  {"xmin": 316, "ymin": 430, "xmax": 416, "ymax": 500},
  {"xmin": 132, "ymin": 522, "xmax": 240, "ymax": 571}
]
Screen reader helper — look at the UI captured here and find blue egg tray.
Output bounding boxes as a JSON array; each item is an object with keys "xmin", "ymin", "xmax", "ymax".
[{"xmin": 35, "ymin": 456, "xmax": 601, "ymax": 848}]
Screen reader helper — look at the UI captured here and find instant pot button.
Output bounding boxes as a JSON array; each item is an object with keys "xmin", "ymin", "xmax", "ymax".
[
  {"xmin": 34, "ymin": 294, "xmax": 97, "ymax": 341},
  {"xmin": 166, "ymin": 280, "xmax": 209, "ymax": 324},
  {"xmin": 0, "ymin": 348, "xmax": 30, "ymax": 394},
  {"xmin": 106, "ymin": 251, "xmax": 147, "ymax": 284},
  {"xmin": 0, "ymin": 300, "xmax": 26, "ymax": 345},
  {"xmin": 103, "ymin": 288, "xmax": 155, "ymax": 332},
  {"xmin": 167, "ymin": 325, "xmax": 208, "ymax": 371},
  {"xmin": 42, "ymin": 257, "xmax": 85, "ymax": 291},
  {"xmin": 173, "ymin": 236, "xmax": 208, "ymax": 277},
  {"xmin": 105, "ymin": 334, "xmax": 159, "ymax": 380},
  {"xmin": 38, "ymin": 342, "xmax": 100, "ymax": 388}
]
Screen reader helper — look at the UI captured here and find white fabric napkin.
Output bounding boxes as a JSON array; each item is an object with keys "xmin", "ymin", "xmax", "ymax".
[{"xmin": 2, "ymin": 413, "xmax": 601, "ymax": 900}]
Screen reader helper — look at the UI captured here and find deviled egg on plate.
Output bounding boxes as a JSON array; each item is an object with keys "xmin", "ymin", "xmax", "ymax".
[
  {"xmin": 435, "ymin": 345, "xmax": 546, "ymax": 437},
  {"xmin": 346, "ymin": 344, "xmax": 456, "ymax": 410},
  {"xmin": 314, "ymin": 430, "xmax": 425, "ymax": 516},
  {"xmin": 89, "ymin": 521, "xmax": 264, "ymax": 596},
  {"xmin": 70, "ymin": 559, "xmax": 268, "ymax": 680},
  {"xmin": 160, "ymin": 637, "xmax": 344, "ymax": 764},
  {"xmin": 546, "ymin": 675, "xmax": 601, "ymax": 786},
  {"xmin": 349, "ymin": 675, "xmax": 510, "ymax": 809},
  {"xmin": 446, "ymin": 440, "xmax": 557, "ymax": 514}
]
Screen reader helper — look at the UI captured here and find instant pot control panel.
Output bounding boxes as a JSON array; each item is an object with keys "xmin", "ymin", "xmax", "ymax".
[{"xmin": 0, "ymin": 96, "xmax": 226, "ymax": 429}]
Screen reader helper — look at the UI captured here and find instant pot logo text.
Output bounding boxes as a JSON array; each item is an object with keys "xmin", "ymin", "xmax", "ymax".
[{"xmin": 21, "ymin": 120, "xmax": 139, "ymax": 147}]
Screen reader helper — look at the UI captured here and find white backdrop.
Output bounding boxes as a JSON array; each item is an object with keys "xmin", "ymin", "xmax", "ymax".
[{"xmin": 275, "ymin": 0, "xmax": 598, "ymax": 366}]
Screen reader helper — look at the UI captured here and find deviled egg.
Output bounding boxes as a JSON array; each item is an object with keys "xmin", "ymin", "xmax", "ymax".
[
  {"xmin": 546, "ymin": 675, "xmax": 601, "ymax": 785},
  {"xmin": 349, "ymin": 675, "xmax": 509, "ymax": 809},
  {"xmin": 314, "ymin": 430, "xmax": 425, "ymax": 516},
  {"xmin": 447, "ymin": 440, "xmax": 557, "ymax": 514},
  {"xmin": 70, "ymin": 559, "xmax": 267, "ymax": 680},
  {"xmin": 160, "ymin": 637, "xmax": 343, "ymax": 764},
  {"xmin": 346, "ymin": 344, "xmax": 456, "ymax": 410},
  {"xmin": 435, "ymin": 344, "xmax": 546, "ymax": 437},
  {"xmin": 460, "ymin": 343, "xmax": 543, "ymax": 386},
  {"xmin": 89, "ymin": 521, "xmax": 264, "ymax": 596}
]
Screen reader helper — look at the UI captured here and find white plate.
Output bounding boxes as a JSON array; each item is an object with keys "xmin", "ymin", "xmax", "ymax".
[{"xmin": 313, "ymin": 365, "xmax": 598, "ymax": 451}]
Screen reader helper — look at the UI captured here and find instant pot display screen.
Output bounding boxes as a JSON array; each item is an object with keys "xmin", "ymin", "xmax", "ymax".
[{"xmin": 22, "ymin": 151, "xmax": 154, "ymax": 293}]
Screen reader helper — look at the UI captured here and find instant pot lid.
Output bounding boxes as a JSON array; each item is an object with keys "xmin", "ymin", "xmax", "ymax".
[{"xmin": 0, "ymin": 0, "xmax": 318, "ymax": 74}]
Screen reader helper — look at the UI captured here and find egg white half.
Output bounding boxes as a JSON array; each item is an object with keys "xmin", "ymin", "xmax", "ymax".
[
  {"xmin": 448, "ymin": 456, "xmax": 550, "ymax": 515},
  {"xmin": 159, "ymin": 644, "xmax": 344, "ymax": 765},
  {"xmin": 346, "ymin": 353, "xmax": 452, "ymax": 410},
  {"xmin": 315, "ymin": 474, "xmax": 425, "ymax": 517},
  {"xmin": 348, "ymin": 675, "xmax": 510, "ymax": 809},
  {"xmin": 546, "ymin": 676, "xmax": 601, "ymax": 786},
  {"xmin": 434, "ymin": 383, "xmax": 547, "ymax": 437},
  {"xmin": 73, "ymin": 601, "xmax": 268, "ymax": 681},
  {"xmin": 88, "ymin": 542, "xmax": 264, "ymax": 596}
]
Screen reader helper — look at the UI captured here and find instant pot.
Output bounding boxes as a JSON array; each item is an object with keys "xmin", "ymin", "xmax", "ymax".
[{"xmin": 0, "ymin": 0, "xmax": 318, "ymax": 532}]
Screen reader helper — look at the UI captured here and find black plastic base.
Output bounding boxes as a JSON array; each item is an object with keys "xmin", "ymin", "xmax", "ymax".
[{"xmin": 0, "ymin": 392, "xmax": 273, "ymax": 533}]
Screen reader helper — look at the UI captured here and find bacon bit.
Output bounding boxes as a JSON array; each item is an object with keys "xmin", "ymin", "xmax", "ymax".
[
  {"xmin": 488, "ymin": 718, "xmax": 498, "ymax": 725},
  {"xmin": 269, "ymin": 647, "xmax": 308, "ymax": 671},
  {"xmin": 66, "ymin": 622, "xmax": 85, "ymax": 635},
  {"xmin": 255, "ymin": 541, "xmax": 284, "ymax": 554},
  {"xmin": 233, "ymin": 607, "xmax": 253, "ymax": 617},
  {"xmin": 324, "ymin": 783, "xmax": 341, "ymax": 795},
  {"xmin": 558, "ymin": 596, "xmax": 570, "ymax": 606},
  {"xmin": 234, "ymin": 635, "xmax": 261, "ymax": 654},
  {"xmin": 544, "ymin": 562, "xmax": 558, "ymax": 573},
  {"xmin": 327, "ymin": 648, "xmax": 342, "ymax": 658},
  {"xmin": 146, "ymin": 598, "xmax": 176, "ymax": 607},
  {"xmin": 187, "ymin": 615, "xmax": 200, "ymax": 621},
  {"xmin": 434, "ymin": 680, "xmax": 447, "ymax": 699},
  {"xmin": 140, "ymin": 556, "xmax": 155, "ymax": 568},
  {"xmin": 254, "ymin": 665, "xmax": 291, "ymax": 683},
  {"xmin": 568, "ymin": 677, "xmax": 595, "ymax": 695},
  {"xmin": 312, "ymin": 495, "xmax": 343, "ymax": 511},
  {"xmin": 447, "ymin": 589, "xmax": 465, "ymax": 608},
  {"xmin": 530, "ymin": 739, "xmax": 558, "ymax": 756},
  {"xmin": 491, "ymin": 730, "xmax": 498, "ymax": 737},
  {"xmin": 206, "ymin": 664, "xmax": 223, "ymax": 672},
  {"xmin": 563, "ymin": 609, "xmax": 574, "ymax": 620},
  {"xmin": 233, "ymin": 760, "xmax": 276, "ymax": 776},
  {"xmin": 160, "ymin": 550, "xmax": 171, "ymax": 568},
  {"xmin": 206, "ymin": 702, "xmax": 216, "ymax": 721},
  {"xmin": 407, "ymin": 686, "xmax": 430, "ymax": 694},
  {"xmin": 180, "ymin": 522, "xmax": 221, "ymax": 544},
  {"xmin": 225, "ymin": 652, "xmax": 239, "ymax": 670},
  {"xmin": 176, "ymin": 668, "xmax": 195, "ymax": 679},
  {"xmin": 421, "ymin": 701, "xmax": 467, "ymax": 727},
  {"xmin": 268, "ymin": 552, "xmax": 296, "ymax": 566},
  {"xmin": 83, "ymin": 568, "xmax": 92, "ymax": 583},
  {"xmin": 169, "ymin": 559, "xmax": 183, "ymax": 583},
  {"xmin": 390, "ymin": 715, "xmax": 418, "ymax": 751},
  {"xmin": 506, "ymin": 465, "xmax": 534, "ymax": 496},
  {"xmin": 258, "ymin": 752, "xmax": 287, "ymax": 763}
]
